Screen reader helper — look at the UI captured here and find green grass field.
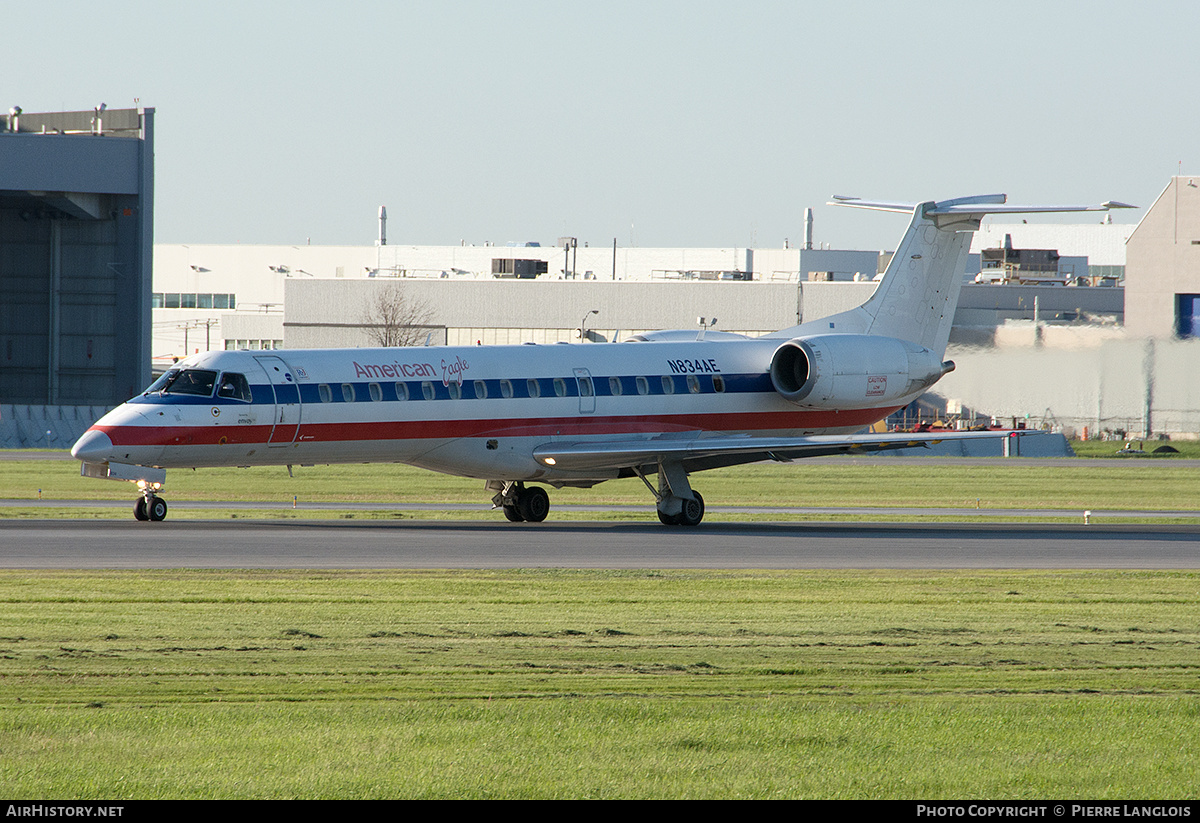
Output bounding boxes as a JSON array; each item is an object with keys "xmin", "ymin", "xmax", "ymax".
[
  {"xmin": 0, "ymin": 570, "xmax": 1196, "ymax": 799},
  {"xmin": 1, "ymin": 450, "xmax": 1197, "ymax": 797},
  {"xmin": 4, "ymin": 444, "xmax": 1200, "ymax": 520}
]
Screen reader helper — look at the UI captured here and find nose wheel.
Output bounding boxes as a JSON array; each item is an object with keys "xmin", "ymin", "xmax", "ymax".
[{"xmin": 134, "ymin": 493, "xmax": 168, "ymax": 522}]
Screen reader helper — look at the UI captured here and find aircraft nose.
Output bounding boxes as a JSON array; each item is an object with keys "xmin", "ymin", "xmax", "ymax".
[{"xmin": 71, "ymin": 429, "xmax": 114, "ymax": 462}]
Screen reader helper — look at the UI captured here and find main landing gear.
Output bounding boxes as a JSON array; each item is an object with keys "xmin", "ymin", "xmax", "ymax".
[
  {"xmin": 490, "ymin": 481, "xmax": 550, "ymax": 523},
  {"xmin": 132, "ymin": 484, "xmax": 168, "ymax": 522},
  {"xmin": 487, "ymin": 461, "xmax": 707, "ymax": 527},
  {"xmin": 637, "ymin": 461, "xmax": 705, "ymax": 527}
]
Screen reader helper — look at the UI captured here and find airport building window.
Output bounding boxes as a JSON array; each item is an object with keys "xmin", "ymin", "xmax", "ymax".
[
  {"xmin": 155, "ymin": 293, "xmax": 236, "ymax": 310},
  {"xmin": 224, "ymin": 339, "xmax": 283, "ymax": 351}
]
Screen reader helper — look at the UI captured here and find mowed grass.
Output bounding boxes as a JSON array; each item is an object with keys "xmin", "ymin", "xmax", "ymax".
[
  {"xmin": 4, "ymin": 448, "xmax": 1200, "ymax": 516},
  {"xmin": 0, "ymin": 570, "xmax": 1196, "ymax": 798}
]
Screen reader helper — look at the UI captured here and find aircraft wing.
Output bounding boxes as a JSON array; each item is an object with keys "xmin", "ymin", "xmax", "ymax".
[{"xmin": 534, "ymin": 430, "xmax": 1024, "ymax": 474}]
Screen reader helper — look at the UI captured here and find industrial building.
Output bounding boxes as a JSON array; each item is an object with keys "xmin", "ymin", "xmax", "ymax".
[
  {"xmin": 0, "ymin": 106, "xmax": 154, "ymax": 447},
  {"xmin": 5, "ymin": 103, "xmax": 1200, "ymax": 447}
]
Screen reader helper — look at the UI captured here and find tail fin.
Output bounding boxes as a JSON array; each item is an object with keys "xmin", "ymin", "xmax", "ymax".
[{"xmin": 775, "ymin": 195, "xmax": 1135, "ymax": 357}]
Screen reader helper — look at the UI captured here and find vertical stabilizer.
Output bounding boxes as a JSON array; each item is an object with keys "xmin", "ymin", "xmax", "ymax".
[
  {"xmin": 772, "ymin": 194, "xmax": 1134, "ymax": 358},
  {"xmin": 855, "ymin": 202, "xmax": 976, "ymax": 355}
]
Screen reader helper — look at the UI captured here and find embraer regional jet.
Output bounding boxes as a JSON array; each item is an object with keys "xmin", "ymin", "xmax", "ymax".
[{"xmin": 72, "ymin": 194, "xmax": 1132, "ymax": 525}]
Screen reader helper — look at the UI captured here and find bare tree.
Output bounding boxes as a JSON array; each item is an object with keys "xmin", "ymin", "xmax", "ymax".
[{"xmin": 361, "ymin": 283, "xmax": 434, "ymax": 347}]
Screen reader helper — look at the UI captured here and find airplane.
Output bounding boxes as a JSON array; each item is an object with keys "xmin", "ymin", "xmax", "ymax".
[{"xmin": 71, "ymin": 194, "xmax": 1133, "ymax": 524}]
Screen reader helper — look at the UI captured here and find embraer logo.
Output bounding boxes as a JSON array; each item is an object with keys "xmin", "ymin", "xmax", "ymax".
[{"xmin": 353, "ymin": 360, "xmax": 438, "ymax": 379}]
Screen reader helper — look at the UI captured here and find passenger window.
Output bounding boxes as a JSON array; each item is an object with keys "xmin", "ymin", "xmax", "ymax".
[
  {"xmin": 341, "ymin": 383, "xmax": 355, "ymax": 402},
  {"xmin": 661, "ymin": 375, "xmax": 675, "ymax": 394},
  {"xmin": 579, "ymin": 377, "xmax": 594, "ymax": 397},
  {"xmin": 395, "ymin": 382, "xmax": 409, "ymax": 401},
  {"xmin": 636, "ymin": 376, "xmax": 649, "ymax": 395},
  {"xmin": 217, "ymin": 372, "xmax": 252, "ymax": 402},
  {"xmin": 474, "ymin": 380, "xmax": 487, "ymax": 400},
  {"xmin": 527, "ymin": 378, "xmax": 541, "ymax": 398},
  {"xmin": 422, "ymin": 382, "xmax": 434, "ymax": 400},
  {"xmin": 318, "ymin": 384, "xmax": 332, "ymax": 403},
  {"xmin": 500, "ymin": 379, "xmax": 513, "ymax": 399},
  {"xmin": 448, "ymin": 382, "xmax": 461, "ymax": 400},
  {"xmin": 553, "ymin": 378, "xmax": 567, "ymax": 397},
  {"xmin": 687, "ymin": 375, "xmax": 700, "ymax": 394},
  {"xmin": 713, "ymin": 375, "xmax": 725, "ymax": 393},
  {"xmin": 609, "ymin": 376, "xmax": 623, "ymax": 396},
  {"xmin": 369, "ymin": 383, "xmax": 382, "ymax": 402}
]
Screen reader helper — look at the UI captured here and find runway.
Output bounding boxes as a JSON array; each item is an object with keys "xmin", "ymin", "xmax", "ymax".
[{"xmin": 1, "ymin": 519, "xmax": 1198, "ymax": 569}]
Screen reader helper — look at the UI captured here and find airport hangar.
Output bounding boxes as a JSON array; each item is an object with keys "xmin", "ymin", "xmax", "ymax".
[
  {"xmin": 2, "ymin": 106, "xmax": 1199, "ymax": 446},
  {"xmin": 0, "ymin": 107, "xmax": 153, "ymax": 448}
]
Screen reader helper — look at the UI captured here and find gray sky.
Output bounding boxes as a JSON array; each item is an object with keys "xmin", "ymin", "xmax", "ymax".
[{"xmin": 9, "ymin": 1, "xmax": 1193, "ymax": 250}]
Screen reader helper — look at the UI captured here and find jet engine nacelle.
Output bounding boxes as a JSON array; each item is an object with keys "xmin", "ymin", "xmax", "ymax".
[{"xmin": 769, "ymin": 334, "xmax": 954, "ymax": 409}]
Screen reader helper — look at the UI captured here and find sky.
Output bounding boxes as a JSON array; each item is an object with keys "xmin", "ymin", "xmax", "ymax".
[{"xmin": 8, "ymin": 1, "xmax": 1197, "ymax": 251}]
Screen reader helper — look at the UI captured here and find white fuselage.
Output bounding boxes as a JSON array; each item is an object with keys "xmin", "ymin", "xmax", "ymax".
[{"xmin": 77, "ymin": 337, "xmax": 913, "ymax": 484}]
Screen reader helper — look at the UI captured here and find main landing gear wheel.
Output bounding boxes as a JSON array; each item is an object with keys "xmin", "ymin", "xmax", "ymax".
[
  {"xmin": 134, "ymin": 498, "xmax": 149, "ymax": 521},
  {"xmin": 676, "ymin": 491, "xmax": 704, "ymax": 527},
  {"xmin": 657, "ymin": 492, "xmax": 705, "ymax": 526},
  {"xmin": 503, "ymin": 504, "xmax": 523, "ymax": 522},
  {"xmin": 517, "ymin": 486, "xmax": 550, "ymax": 523}
]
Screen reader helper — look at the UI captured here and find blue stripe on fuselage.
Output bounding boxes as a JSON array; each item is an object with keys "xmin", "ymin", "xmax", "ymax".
[{"xmin": 126, "ymin": 372, "xmax": 775, "ymax": 406}]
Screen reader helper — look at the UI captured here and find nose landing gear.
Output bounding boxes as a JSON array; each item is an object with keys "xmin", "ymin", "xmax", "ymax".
[{"xmin": 133, "ymin": 487, "xmax": 168, "ymax": 522}]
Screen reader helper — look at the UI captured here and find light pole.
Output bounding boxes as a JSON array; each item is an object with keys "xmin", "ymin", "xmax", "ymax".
[{"xmin": 581, "ymin": 309, "xmax": 599, "ymax": 342}]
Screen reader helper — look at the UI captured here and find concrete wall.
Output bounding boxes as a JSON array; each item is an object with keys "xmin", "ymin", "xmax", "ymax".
[
  {"xmin": 0, "ymin": 404, "xmax": 113, "ymax": 449},
  {"xmin": 938, "ymin": 336, "xmax": 1200, "ymax": 438},
  {"xmin": 283, "ymin": 279, "xmax": 803, "ymax": 348}
]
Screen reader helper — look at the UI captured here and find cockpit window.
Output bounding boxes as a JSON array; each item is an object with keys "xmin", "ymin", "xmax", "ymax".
[
  {"xmin": 144, "ymin": 369, "xmax": 179, "ymax": 394},
  {"xmin": 217, "ymin": 372, "xmax": 252, "ymax": 402},
  {"xmin": 147, "ymin": 368, "xmax": 219, "ymax": 397}
]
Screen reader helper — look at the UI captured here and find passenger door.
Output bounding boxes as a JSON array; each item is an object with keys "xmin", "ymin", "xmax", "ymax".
[{"xmin": 254, "ymin": 355, "xmax": 302, "ymax": 446}]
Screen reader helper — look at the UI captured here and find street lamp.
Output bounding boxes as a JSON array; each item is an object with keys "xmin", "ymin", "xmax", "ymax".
[{"xmin": 581, "ymin": 309, "xmax": 599, "ymax": 342}]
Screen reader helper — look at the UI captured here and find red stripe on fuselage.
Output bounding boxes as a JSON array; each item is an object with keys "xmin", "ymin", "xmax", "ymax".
[{"xmin": 95, "ymin": 406, "xmax": 899, "ymax": 448}]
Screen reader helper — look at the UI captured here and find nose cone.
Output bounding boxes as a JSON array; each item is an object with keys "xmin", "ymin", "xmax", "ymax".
[{"xmin": 71, "ymin": 429, "xmax": 114, "ymax": 462}]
